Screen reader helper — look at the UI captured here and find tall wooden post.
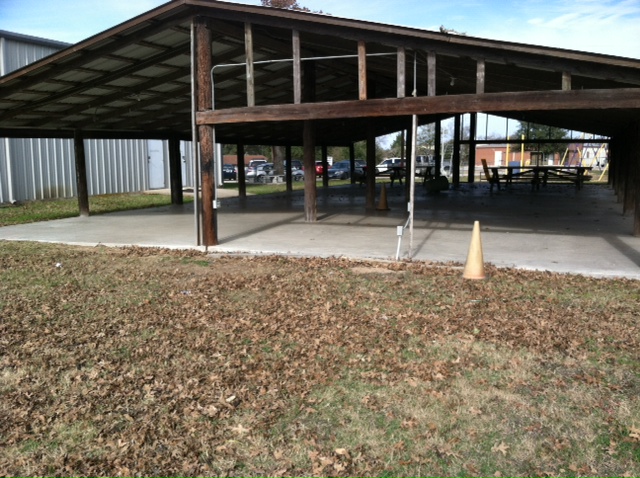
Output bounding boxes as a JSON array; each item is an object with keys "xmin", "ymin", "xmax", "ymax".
[
  {"xmin": 244, "ymin": 23, "xmax": 255, "ymax": 107},
  {"xmin": 427, "ymin": 51, "xmax": 436, "ymax": 97},
  {"xmin": 562, "ymin": 71, "xmax": 572, "ymax": 91},
  {"xmin": 303, "ymin": 121, "xmax": 317, "ymax": 222},
  {"xmin": 169, "ymin": 136, "xmax": 183, "ymax": 205},
  {"xmin": 476, "ymin": 59, "xmax": 485, "ymax": 95},
  {"xmin": 321, "ymin": 145, "xmax": 329, "ymax": 189},
  {"xmin": 358, "ymin": 41, "xmax": 367, "ymax": 100},
  {"xmin": 632, "ymin": 121, "xmax": 640, "ymax": 236},
  {"xmin": 237, "ymin": 143, "xmax": 246, "ymax": 199},
  {"xmin": 349, "ymin": 143, "xmax": 356, "ymax": 184},
  {"xmin": 196, "ymin": 17, "xmax": 217, "ymax": 246},
  {"xmin": 73, "ymin": 130, "xmax": 90, "ymax": 217},
  {"xmin": 285, "ymin": 145, "xmax": 293, "ymax": 192},
  {"xmin": 292, "ymin": 30, "xmax": 302, "ymax": 105},
  {"xmin": 468, "ymin": 113, "xmax": 477, "ymax": 183},
  {"xmin": 397, "ymin": 47, "xmax": 406, "ymax": 98},
  {"xmin": 435, "ymin": 120, "xmax": 442, "ymax": 177}
]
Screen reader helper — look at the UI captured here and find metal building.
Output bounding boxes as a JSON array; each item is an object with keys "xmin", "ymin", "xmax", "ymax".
[{"xmin": 0, "ymin": 30, "xmax": 194, "ymax": 203}]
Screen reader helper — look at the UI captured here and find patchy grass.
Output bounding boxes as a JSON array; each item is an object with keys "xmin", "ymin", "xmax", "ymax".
[
  {"xmin": 0, "ymin": 242, "xmax": 639, "ymax": 476},
  {"xmin": 0, "ymin": 193, "xmax": 192, "ymax": 226}
]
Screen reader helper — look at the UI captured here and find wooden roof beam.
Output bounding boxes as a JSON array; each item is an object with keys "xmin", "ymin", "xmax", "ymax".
[{"xmin": 197, "ymin": 88, "xmax": 640, "ymax": 125}]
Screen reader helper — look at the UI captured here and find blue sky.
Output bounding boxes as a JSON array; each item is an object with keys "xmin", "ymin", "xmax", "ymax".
[{"xmin": 1, "ymin": 0, "xmax": 639, "ymax": 59}]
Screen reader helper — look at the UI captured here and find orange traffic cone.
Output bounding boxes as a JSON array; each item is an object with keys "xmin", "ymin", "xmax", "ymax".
[
  {"xmin": 463, "ymin": 221, "xmax": 486, "ymax": 280},
  {"xmin": 376, "ymin": 183, "xmax": 390, "ymax": 211}
]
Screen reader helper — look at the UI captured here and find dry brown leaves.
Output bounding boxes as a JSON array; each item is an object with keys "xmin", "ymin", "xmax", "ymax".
[{"xmin": 0, "ymin": 242, "xmax": 638, "ymax": 476}]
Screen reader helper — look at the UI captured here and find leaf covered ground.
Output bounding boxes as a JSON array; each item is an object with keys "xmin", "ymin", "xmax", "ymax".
[{"xmin": 1, "ymin": 241, "xmax": 639, "ymax": 477}]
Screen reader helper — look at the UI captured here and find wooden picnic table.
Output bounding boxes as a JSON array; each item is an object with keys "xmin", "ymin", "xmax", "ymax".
[{"xmin": 490, "ymin": 165, "xmax": 593, "ymax": 190}]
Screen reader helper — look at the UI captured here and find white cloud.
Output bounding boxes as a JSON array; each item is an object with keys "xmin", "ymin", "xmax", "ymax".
[{"xmin": 473, "ymin": 0, "xmax": 640, "ymax": 58}]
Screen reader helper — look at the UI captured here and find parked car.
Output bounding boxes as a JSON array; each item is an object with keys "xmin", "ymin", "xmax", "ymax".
[
  {"xmin": 284, "ymin": 159, "xmax": 304, "ymax": 181},
  {"xmin": 315, "ymin": 161, "xmax": 324, "ymax": 175},
  {"xmin": 284, "ymin": 159, "xmax": 303, "ymax": 171},
  {"xmin": 247, "ymin": 159, "xmax": 267, "ymax": 169},
  {"xmin": 376, "ymin": 157, "xmax": 404, "ymax": 174},
  {"xmin": 328, "ymin": 160, "xmax": 364, "ymax": 180},
  {"xmin": 245, "ymin": 159, "xmax": 268, "ymax": 178},
  {"xmin": 222, "ymin": 164, "xmax": 237, "ymax": 181},
  {"xmin": 246, "ymin": 163, "xmax": 275, "ymax": 182}
]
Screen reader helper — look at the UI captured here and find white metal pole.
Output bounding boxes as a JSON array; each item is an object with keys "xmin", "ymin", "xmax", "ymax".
[
  {"xmin": 409, "ymin": 54, "xmax": 418, "ymax": 258},
  {"xmin": 409, "ymin": 113, "xmax": 417, "ymax": 257}
]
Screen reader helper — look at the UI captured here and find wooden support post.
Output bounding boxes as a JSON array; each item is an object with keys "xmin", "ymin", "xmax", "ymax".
[
  {"xmin": 623, "ymin": 125, "xmax": 637, "ymax": 218},
  {"xmin": 321, "ymin": 145, "xmax": 329, "ymax": 189},
  {"xmin": 358, "ymin": 41, "xmax": 367, "ymax": 100},
  {"xmin": 196, "ymin": 17, "xmax": 217, "ymax": 246},
  {"xmin": 245, "ymin": 23, "xmax": 255, "ymax": 107},
  {"xmin": 427, "ymin": 51, "xmax": 436, "ymax": 97},
  {"xmin": 452, "ymin": 114, "xmax": 461, "ymax": 188},
  {"xmin": 237, "ymin": 143, "xmax": 246, "ymax": 199},
  {"xmin": 476, "ymin": 59, "xmax": 485, "ymax": 95},
  {"xmin": 73, "ymin": 130, "xmax": 90, "ymax": 217},
  {"xmin": 169, "ymin": 136, "xmax": 183, "ymax": 205},
  {"xmin": 285, "ymin": 145, "xmax": 293, "ymax": 192},
  {"xmin": 349, "ymin": 143, "xmax": 356, "ymax": 184},
  {"xmin": 397, "ymin": 47, "xmax": 406, "ymax": 98},
  {"xmin": 609, "ymin": 136, "xmax": 619, "ymax": 196},
  {"xmin": 366, "ymin": 122, "xmax": 376, "ymax": 210},
  {"xmin": 292, "ymin": 30, "xmax": 302, "ymax": 105},
  {"xmin": 562, "ymin": 71, "xmax": 572, "ymax": 91},
  {"xmin": 632, "ymin": 122, "xmax": 640, "ymax": 236},
  {"xmin": 468, "ymin": 113, "xmax": 477, "ymax": 183},
  {"xmin": 303, "ymin": 120, "xmax": 317, "ymax": 222}
]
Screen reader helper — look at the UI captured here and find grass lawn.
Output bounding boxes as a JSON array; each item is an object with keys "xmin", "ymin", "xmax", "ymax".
[
  {"xmin": 0, "ymin": 242, "xmax": 638, "ymax": 476},
  {"xmin": 0, "ymin": 193, "xmax": 193, "ymax": 227}
]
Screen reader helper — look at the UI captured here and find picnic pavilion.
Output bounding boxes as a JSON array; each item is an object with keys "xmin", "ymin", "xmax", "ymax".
[{"xmin": 1, "ymin": 0, "xmax": 640, "ymax": 245}]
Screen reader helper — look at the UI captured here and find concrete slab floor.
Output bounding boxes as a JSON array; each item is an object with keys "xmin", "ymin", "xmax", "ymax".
[{"xmin": 1, "ymin": 182, "xmax": 639, "ymax": 280}]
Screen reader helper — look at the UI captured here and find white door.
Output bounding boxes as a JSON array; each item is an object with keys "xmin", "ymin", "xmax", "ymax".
[
  {"xmin": 148, "ymin": 140, "xmax": 165, "ymax": 189},
  {"xmin": 494, "ymin": 151, "xmax": 503, "ymax": 166}
]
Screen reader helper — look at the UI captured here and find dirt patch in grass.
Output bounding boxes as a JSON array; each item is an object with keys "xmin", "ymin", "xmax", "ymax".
[{"xmin": 1, "ymin": 242, "xmax": 639, "ymax": 476}]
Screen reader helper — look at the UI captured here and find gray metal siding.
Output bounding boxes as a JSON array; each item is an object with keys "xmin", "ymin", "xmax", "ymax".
[
  {"xmin": 85, "ymin": 139, "xmax": 149, "ymax": 195},
  {"xmin": 9, "ymin": 138, "xmax": 76, "ymax": 200},
  {"xmin": 1, "ymin": 38, "xmax": 61, "ymax": 75},
  {"xmin": 0, "ymin": 32, "xmax": 175, "ymax": 204},
  {"xmin": 181, "ymin": 141, "xmax": 195, "ymax": 189}
]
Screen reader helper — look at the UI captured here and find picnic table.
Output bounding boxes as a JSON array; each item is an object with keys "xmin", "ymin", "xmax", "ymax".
[
  {"xmin": 361, "ymin": 165, "xmax": 437, "ymax": 187},
  {"xmin": 490, "ymin": 165, "xmax": 592, "ymax": 190},
  {"xmin": 360, "ymin": 166, "xmax": 406, "ymax": 186}
]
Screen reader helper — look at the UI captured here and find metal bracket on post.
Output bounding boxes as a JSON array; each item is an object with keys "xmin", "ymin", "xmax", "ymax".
[{"xmin": 395, "ymin": 213, "xmax": 411, "ymax": 261}]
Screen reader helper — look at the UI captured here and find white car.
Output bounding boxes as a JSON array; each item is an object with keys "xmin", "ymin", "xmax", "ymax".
[{"xmin": 376, "ymin": 158, "xmax": 404, "ymax": 174}]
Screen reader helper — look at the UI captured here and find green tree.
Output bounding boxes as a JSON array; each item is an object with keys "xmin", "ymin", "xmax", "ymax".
[
  {"xmin": 511, "ymin": 122, "xmax": 568, "ymax": 158},
  {"xmin": 260, "ymin": 0, "xmax": 324, "ymax": 13},
  {"xmin": 388, "ymin": 132, "xmax": 404, "ymax": 157},
  {"xmin": 261, "ymin": 0, "xmax": 308, "ymax": 10},
  {"xmin": 417, "ymin": 124, "xmax": 436, "ymax": 156},
  {"xmin": 353, "ymin": 139, "xmax": 385, "ymax": 162}
]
